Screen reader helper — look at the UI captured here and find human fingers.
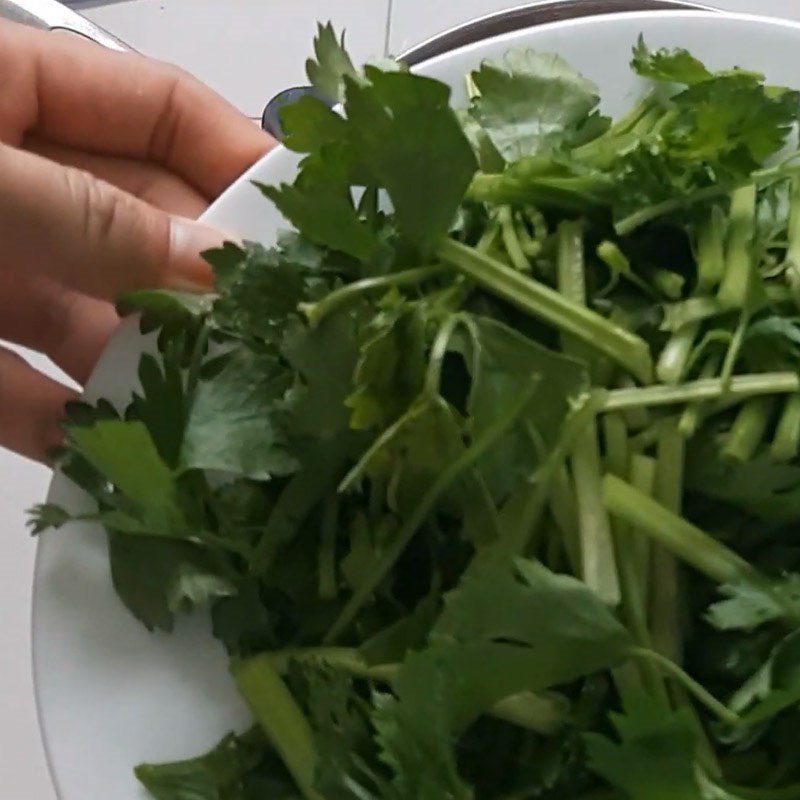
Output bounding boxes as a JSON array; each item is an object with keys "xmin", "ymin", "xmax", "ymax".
[
  {"xmin": 0, "ymin": 21, "xmax": 273, "ymax": 199},
  {"xmin": 0, "ymin": 142, "xmax": 224, "ymax": 299},
  {"xmin": 26, "ymin": 138, "xmax": 208, "ymax": 218},
  {"xmin": 0, "ymin": 345, "xmax": 76, "ymax": 462},
  {"xmin": 0, "ymin": 270, "xmax": 118, "ymax": 385}
]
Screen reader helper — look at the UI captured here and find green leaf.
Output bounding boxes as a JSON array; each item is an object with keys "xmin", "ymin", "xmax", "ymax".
[
  {"xmin": 280, "ymin": 309, "xmax": 363, "ymax": 440},
  {"xmin": 344, "ymin": 69, "xmax": 476, "ymax": 258},
  {"xmin": 128, "ymin": 347, "xmax": 187, "ymax": 468},
  {"xmin": 585, "ymin": 695, "xmax": 703, "ymax": 800},
  {"xmin": 117, "ymin": 289, "xmax": 212, "ymax": 334},
  {"xmin": 135, "ymin": 727, "xmax": 271, "ymax": 800},
  {"xmin": 257, "ymin": 180, "xmax": 381, "ymax": 264},
  {"xmin": 345, "ymin": 306, "xmax": 427, "ymax": 430},
  {"xmin": 305, "ymin": 22, "xmax": 359, "ymax": 104},
  {"xmin": 28, "ymin": 503, "xmax": 72, "ymax": 535},
  {"xmin": 181, "ymin": 348, "xmax": 299, "ymax": 481},
  {"xmin": 109, "ymin": 533, "xmax": 235, "ymax": 632},
  {"xmin": 210, "ymin": 242, "xmax": 310, "ymax": 344},
  {"xmin": 631, "ymin": 36, "xmax": 713, "ymax": 85},
  {"xmin": 707, "ymin": 575, "xmax": 800, "ymax": 632},
  {"xmin": 469, "ymin": 49, "xmax": 602, "ymax": 161},
  {"xmin": 67, "ymin": 420, "xmax": 185, "ymax": 535},
  {"xmin": 281, "ymin": 96, "xmax": 347, "ymax": 154},
  {"xmin": 729, "ymin": 629, "xmax": 800, "ymax": 725},
  {"xmin": 454, "ymin": 315, "xmax": 589, "ymax": 498},
  {"xmin": 686, "ymin": 436, "xmax": 800, "ymax": 524}
]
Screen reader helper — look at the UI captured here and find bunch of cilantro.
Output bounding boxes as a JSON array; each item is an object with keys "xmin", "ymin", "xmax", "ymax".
[{"xmin": 31, "ymin": 24, "xmax": 800, "ymax": 800}]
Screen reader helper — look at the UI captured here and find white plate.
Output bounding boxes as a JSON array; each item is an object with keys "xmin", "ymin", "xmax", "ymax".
[{"xmin": 32, "ymin": 10, "xmax": 800, "ymax": 800}]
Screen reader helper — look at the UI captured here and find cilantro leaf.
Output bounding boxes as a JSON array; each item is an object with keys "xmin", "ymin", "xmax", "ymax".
[
  {"xmin": 109, "ymin": 532, "xmax": 235, "ymax": 632},
  {"xmin": 585, "ymin": 695, "xmax": 703, "ymax": 800},
  {"xmin": 181, "ymin": 348, "xmax": 299, "ymax": 481},
  {"xmin": 258, "ymin": 179, "xmax": 381, "ymax": 262},
  {"xmin": 67, "ymin": 420, "xmax": 186, "ymax": 535},
  {"xmin": 306, "ymin": 22, "xmax": 359, "ymax": 104},
  {"xmin": 344, "ymin": 69, "xmax": 477, "ymax": 258},
  {"xmin": 210, "ymin": 241, "xmax": 310, "ymax": 344},
  {"xmin": 345, "ymin": 305, "xmax": 427, "ymax": 430},
  {"xmin": 707, "ymin": 575, "xmax": 800, "ymax": 632},
  {"xmin": 469, "ymin": 49, "xmax": 602, "ymax": 161},
  {"xmin": 631, "ymin": 36, "xmax": 713, "ymax": 85},
  {"xmin": 135, "ymin": 727, "xmax": 285, "ymax": 800}
]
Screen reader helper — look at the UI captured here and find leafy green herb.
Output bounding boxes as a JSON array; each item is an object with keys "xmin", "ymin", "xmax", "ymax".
[{"xmin": 31, "ymin": 29, "xmax": 800, "ymax": 800}]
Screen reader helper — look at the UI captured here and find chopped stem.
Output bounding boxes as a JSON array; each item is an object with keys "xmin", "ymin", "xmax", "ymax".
[
  {"xmin": 324, "ymin": 386, "xmax": 539, "ymax": 644},
  {"xmin": 696, "ymin": 205, "xmax": 727, "ymax": 291},
  {"xmin": 498, "ymin": 206, "xmax": 530, "ymax": 271},
  {"xmin": 437, "ymin": 237, "xmax": 654, "ymax": 383},
  {"xmin": 650, "ymin": 424, "xmax": 684, "ymax": 665},
  {"xmin": 656, "ymin": 322, "xmax": 700, "ymax": 385},
  {"xmin": 299, "ymin": 265, "xmax": 445, "ymax": 327},
  {"xmin": 722, "ymin": 396, "xmax": 775, "ymax": 463},
  {"xmin": 718, "ymin": 185, "xmax": 756, "ymax": 309},
  {"xmin": 231, "ymin": 656, "xmax": 322, "ymax": 800},
  {"xmin": 771, "ymin": 393, "xmax": 800, "ymax": 461},
  {"xmin": 602, "ymin": 372, "xmax": 800, "ymax": 412},
  {"xmin": 602, "ymin": 474, "xmax": 758, "ymax": 585},
  {"xmin": 558, "ymin": 220, "xmax": 619, "ymax": 606},
  {"xmin": 502, "ymin": 392, "xmax": 604, "ymax": 554}
]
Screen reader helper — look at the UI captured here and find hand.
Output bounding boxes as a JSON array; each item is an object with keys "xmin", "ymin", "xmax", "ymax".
[{"xmin": 0, "ymin": 20, "xmax": 273, "ymax": 462}]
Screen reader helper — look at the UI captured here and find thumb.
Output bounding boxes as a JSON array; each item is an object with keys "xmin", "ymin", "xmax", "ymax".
[{"xmin": 0, "ymin": 142, "xmax": 225, "ymax": 299}]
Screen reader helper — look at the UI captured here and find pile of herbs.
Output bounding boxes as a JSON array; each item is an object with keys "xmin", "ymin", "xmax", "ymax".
[{"xmin": 31, "ymin": 25, "xmax": 800, "ymax": 800}]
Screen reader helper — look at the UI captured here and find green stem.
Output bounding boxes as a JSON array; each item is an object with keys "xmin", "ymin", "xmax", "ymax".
[
  {"xmin": 656, "ymin": 322, "xmax": 700, "ymax": 385},
  {"xmin": 650, "ymin": 423, "xmax": 685, "ymax": 665},
  {"xmin": 718, "ymin": 185, "xmax": 756, "ymax": 309},
  {"xmin": 425, "ymin": 314, "xmax": 464, "ymax": 396},
  {"xmin": 558, "ymin": 220, "xmax": 619, "ymax": 606},
  {"xmin": 722, "ymin": 396, "xmax": 775, "ymax": 463},
  {"xmin": 231, "ymin": 656, "xmax": 322, "ymax": 800},
  {"xmin": 324, "ymin": 385, "xmax": 539, "ymax": 644},
  {"xmin": 602, "ymin": 474, "xmax": 758, "ymax": 585},
  {"xmin": 437, "ymin": 237, "xmax": 654, "ymax": 383},
  {"xmin": 602, "ymin": 372, "xmax": 800, "ymax": 412},
  {"xmin": 299, "ymin": 265, "xmax": 445, "ymax": 327},
  {"xmin": 630, "ymin": 648, "xmax": 740, "ymax": 727},
  {"xmin": 501, "ymin": 391, "xmax": 605, "ymax": 554},
  {"xmin": 263, "ymin": 647, "xmax": 569, "ymax": 734},
  {"xmin": 677, "ymin": 355, "xmax": 720, "ymax": 438},
  {"xmin": 615, "ymin": 161, "xmax": 800, "ymax": 236},
  {"xmin": 771, "ymin": 393, "xmax": 800, "ymax": 461},
  {"xmin": 498, "ymin": 206, "xmax": 530, "ymax": 271},
  {"xmin": 696, "ymin": 205, "xmax": 727, "ymax": 291}
]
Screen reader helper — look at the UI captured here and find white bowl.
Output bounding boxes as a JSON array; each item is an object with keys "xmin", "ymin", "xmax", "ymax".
[{"xmin": 32, "ymin": 10, "xmax": 800, "ymax": 800}]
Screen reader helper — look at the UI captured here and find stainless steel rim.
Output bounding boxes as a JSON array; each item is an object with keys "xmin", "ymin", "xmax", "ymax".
[{"xmin": 398, "ymin": 0, "xmax": 719, "ymax": 65}]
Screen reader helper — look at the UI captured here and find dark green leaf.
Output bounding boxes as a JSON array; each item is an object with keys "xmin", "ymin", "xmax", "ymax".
[{"xmin": 469, "ymin": 49, "xmax": 601, "ymax": 161}]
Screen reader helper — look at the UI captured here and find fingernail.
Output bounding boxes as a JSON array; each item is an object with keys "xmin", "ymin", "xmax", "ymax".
[{"xmin": 167, "ymin": 216, "xmax": 229, "ymax": 291}]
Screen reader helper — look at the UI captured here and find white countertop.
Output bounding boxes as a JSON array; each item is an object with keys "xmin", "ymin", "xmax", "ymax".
[{"xmin": 3, "ymin": 1, "xmax": 800, "ymax": 798}]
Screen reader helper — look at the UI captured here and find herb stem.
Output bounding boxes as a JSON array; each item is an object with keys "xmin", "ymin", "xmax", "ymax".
[
  {"xmin": 603, "ymin": 372, "xmax": 800, "ymax": 412},
  {"xmin": 602, "ymin": 474, "xmax": 758, "ymax": 585},
  {"xmin": 299, "ymin": 265, "xmax": 445, "ymax": 327},
  {"xmin": 771, "ymin": 393, "xmax": 800, "ymax": 461},
  {"xmin": 630, "ymin": 647, "xmax": 740, "ymax": 727},
  {"xmin": 722, "ymin": 396, "xmax": 775, "ymax": 463},
  {"xmin": 437, "ymin": 237, "xmax": 653, "ymax": 383},
  {"xmin": 325, "ymin": 385, "xmax": 539, "ymax": 644},
  {"xmin": 231, "ymin": 656, "xmax": 322, "ymax": 800}
]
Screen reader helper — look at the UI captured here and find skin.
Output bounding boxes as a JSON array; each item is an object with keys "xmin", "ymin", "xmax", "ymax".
[{"xmin": 0, "ymin": 20, "xmax": 274, "ymax": 462}]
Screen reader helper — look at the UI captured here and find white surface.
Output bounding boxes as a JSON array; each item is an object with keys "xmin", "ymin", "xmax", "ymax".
[{"xmin": 5, "ymin": 2, "xmax": 800, "ymax": 800}]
